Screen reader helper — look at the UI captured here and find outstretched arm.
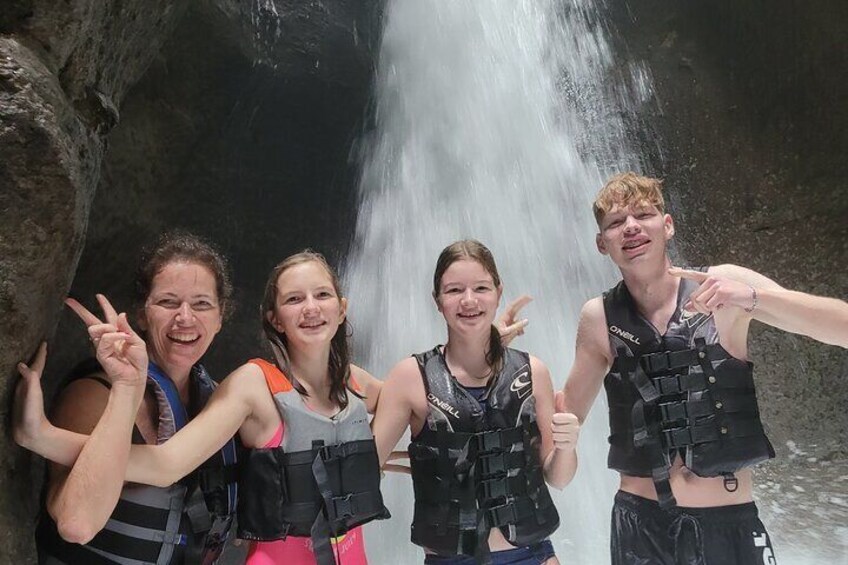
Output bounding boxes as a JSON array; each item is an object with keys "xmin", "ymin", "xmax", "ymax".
[
  {"xmin": 124, "ymin": 364, "xmax": 262, "ymax": 486},
  {"xmin": 14, "ymin": 342, "xmax": 88, "ymax": 465},
  {"xmin": 17, "ymin": 361, "xmax": 263, "ymax": 489},
  {"xmin": 672, "ymin": 265, "xmax": 848, "ymax": 347}
]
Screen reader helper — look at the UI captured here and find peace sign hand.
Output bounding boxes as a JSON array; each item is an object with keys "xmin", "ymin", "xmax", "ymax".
[
  {"xmin": 66, "ymin": 294, "xmax": 120, "ymax": 346},
  {"xmin": 66, "ymin": 296, "xmax": 148, "ymax": 389},
  {"xmin": 669, "ymin": 268, "xmax": 756, "ymax": 315},
  {"xmin": 497, "ymin": 295, "xmax": 532, "ymax": 347}
]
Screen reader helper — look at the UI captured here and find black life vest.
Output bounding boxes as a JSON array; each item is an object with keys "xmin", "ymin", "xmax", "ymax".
[
  {"xmin": 603, "ymin": 275, "xmax": 775, "ymax": 509},
  {"xmin": 36, "ymin": 362, "xmax": 239, "ymax": 565},
  {"xmin": 408, "ymin": 346, "xmax": 559, "ymax": 562},
  {"xmin": 236, "ymin": 359, "xmax": 389, "ymax": 565}
]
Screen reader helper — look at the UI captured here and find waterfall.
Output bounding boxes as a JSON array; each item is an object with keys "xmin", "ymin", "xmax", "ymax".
[{"xmin": 345, "ymin": 1, "xmax": 653, "ymax": 562}]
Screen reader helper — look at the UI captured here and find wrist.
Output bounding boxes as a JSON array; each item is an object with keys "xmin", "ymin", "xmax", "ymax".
[
  {"xmin": 743, "ymin": 285, "xmax": 759, "ymax": 313},
  {"xmin": 109, "ymin": 380, "xmax": 146, "ymax": 406}
]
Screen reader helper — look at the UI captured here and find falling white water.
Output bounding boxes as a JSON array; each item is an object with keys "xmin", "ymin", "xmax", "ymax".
[{"xmin": 344, "ymin": 2, "xmax": 651, "ymax": 563}]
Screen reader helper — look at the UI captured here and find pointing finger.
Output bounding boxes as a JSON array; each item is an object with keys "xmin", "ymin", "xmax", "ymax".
[{"xmin": 668, "ymin": 267, "xmax": 708, "ymax": 282}]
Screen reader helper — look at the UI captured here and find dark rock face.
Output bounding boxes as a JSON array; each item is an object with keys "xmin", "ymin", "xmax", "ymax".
[{"xmin": 1, "ymin": 3, "xmax": 186, "ymax": 561}]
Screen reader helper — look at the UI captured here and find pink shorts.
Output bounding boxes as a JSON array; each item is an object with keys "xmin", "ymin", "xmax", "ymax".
[{"xmin": 245, "ymin": 527, "xmax": 368, "ymax": 565}]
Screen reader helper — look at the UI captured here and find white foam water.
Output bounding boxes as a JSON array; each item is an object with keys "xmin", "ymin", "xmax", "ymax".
[{"xmin": 344, "ymin": 1, "xmax": 646, "ymax": 563}]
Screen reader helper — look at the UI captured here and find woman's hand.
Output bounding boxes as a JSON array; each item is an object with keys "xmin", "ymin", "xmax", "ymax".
[
  {"xmin": 66, "ymin": 296, "xmax": 148, "ymax": 389},
  {"xmin": 13, "ymin": 342, "xmax": 49, "ymax": 451}
]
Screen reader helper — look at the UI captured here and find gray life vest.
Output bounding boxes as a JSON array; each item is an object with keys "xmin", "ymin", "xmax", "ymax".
[
  {"xmin": 408, "ymin": 346, "xmax": 559, "ymax": 563},
  {"xmin": 236, "ymin": 358, "xmax": 389, "ymax": 565},
  {"xmin": 603, "ymin": 274, "xmax": 774, "ymax": 509},
  {"xmin": 36, "ymin": 362, "xmax": 239, "ymax": 565}
]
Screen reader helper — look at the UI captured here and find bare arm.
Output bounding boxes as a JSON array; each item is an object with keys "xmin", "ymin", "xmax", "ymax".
[
  {"xmin": 45, "ymin": 311, "xmax": 148, "ymax": 545},
  {"xmin": 14, "ymin": 342, "xmax": 88, "ymax": 465},
  {"xmin": 125, "ymin": 364, "xmax": 265, "ymax": 487},
  {"xmin": 532, "ymin": 357, "xmax": 577, "ymax": 490},
  {"xmin": 350, "ymin": 364, "xmax": 383, "ymax": 414},
  {"xmin": 371, "ymin": 358, "xmax": 419, "ymax": 466},
  {"xmin": 675, "ymin": 265, "xmax": 848, "ymax": 347},
  {"xmin": 17, "ymin": 361, "xmax": 264, "ymax": 502},
  {"xmin": 562, "ymin": 298, "xmax": 612, "ymax": 423},
  {"xmin": 45, "ymin": 377, "xmax": 143, "ymax": 545}
]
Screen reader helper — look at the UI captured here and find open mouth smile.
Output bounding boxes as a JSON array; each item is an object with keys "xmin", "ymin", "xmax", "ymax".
[
  {"xmin": 457, "ymin": 311, "xmax": 485, "ymax": 320},
  {"xmin": 167, "ymin": 332, "xmax": 201, "ymax": 345}
]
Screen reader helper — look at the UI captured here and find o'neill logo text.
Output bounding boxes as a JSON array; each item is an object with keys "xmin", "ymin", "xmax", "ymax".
[
  {"xmin": 428, "ymin": 393, "xmax": 460, "ymax": 418},
  {"xmin": 610, "ymin": 325, "xmax": 641, "ymax": 345}
]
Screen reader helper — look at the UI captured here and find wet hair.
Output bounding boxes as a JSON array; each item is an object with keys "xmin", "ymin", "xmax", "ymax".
[
  {"xmin": 260, "ymin": 250, "xmax": 355, "ymax": 409},
  {"xmin": 134, "ymin": 231, "xmax": 233, "ymax": 321},
  {"xmin": 432, "ymin": 239, "xmax": 504, "ymax": 375},
  {"xmin": 592, "ymin": 172, "xmax": 666, "ymax": 224}
]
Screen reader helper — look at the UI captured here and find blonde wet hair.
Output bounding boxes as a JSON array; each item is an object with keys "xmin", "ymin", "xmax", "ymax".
[{"xmin": 592, "ymin": 172, "xmax": 665, "ymax": 224}]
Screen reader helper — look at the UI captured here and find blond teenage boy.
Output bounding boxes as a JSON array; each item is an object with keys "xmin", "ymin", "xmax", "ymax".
[{"xmin": 558, "ymin": 172, "xmax": 848, "ymax": 564}]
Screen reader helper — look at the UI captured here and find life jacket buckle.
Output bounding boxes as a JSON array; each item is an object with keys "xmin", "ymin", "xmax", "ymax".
[
  {"xmin": 722, "ymin": 474, "xmax": 739, "ymax": 492},
  {"xmin": 662, "ymin": 426, "xmax": 694, "ymax": 449},
  {"xmin": 478, "ymin": 475, "xmax": 508, "ymax": 500},
  {"xmin": 476, "ymin": 430, "xmax": 503, "ymax": 453},
  {"xmin": 478, "ymin": 452, "xmax": 506, "ymax": 476},
  {"xmin": 331, "ymin": 493, "xmax": 354, "ymax": 519}
]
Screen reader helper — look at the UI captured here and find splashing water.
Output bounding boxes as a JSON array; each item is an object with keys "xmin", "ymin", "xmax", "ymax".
[{"xmin": 345, "ymin": 1, "xmax": 652, "ymax": 563}]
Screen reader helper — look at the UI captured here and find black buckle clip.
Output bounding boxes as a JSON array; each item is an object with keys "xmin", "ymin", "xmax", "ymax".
[
  {"xmin": 476, "ymin": 430, "xmax": 503, "ymax": 452},
  {"xmin": 479, "ymin": 452, "xmax": 506, "ymax": 476},
  {"xmin": 723, "ymin": 474, "xmax": 739, "ymax": 493},
  {"xmin": 332, "ymin": 494, "xmax": 354, "ymax": 519}
]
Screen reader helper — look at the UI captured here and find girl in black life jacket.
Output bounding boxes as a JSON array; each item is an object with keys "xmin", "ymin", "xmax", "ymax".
[{"xmin": 372, "ymin": 240, "xmax": 581, "ymax": 565}]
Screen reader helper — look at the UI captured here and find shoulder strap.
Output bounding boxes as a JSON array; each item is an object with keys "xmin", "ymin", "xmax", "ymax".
[
  {"xmin": 248, "ymin": 358, "xmax": 294, "ymax": 394},
  {"xmin": 148, "ymin": 362, "xmax": 189, "ymax": 443}
]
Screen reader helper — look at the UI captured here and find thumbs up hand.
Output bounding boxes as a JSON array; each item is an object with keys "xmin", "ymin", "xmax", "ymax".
[
  {"xmin": 552, "ymin": 390, "xmax": 580, "ymax": 452},
  {"xmin": 669, "ymin": 267, "xmax": 757, "ymax": 315}
]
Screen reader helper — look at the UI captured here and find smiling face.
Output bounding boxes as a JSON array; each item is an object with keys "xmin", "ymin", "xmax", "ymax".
[
  {"xmin": 435, "ymin": 259, "xmax": 502, "ymax": 336},
  {"xmin": 596, "ymin": 203, "xmax": 674, "ymax": 268},
  {"xmin": 268, "ymin": 260, "xmax": 347, "ymax": 351},
  {"xmin": 139, "ymin": 261, "xmax": 223, "ymax": 375}
]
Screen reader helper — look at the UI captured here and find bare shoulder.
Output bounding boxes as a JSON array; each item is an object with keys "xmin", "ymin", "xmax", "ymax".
[
  {"xmin": 385, "ymin": 356, "xmax": 421, "ymax": 384},
  {"xmin": 580, "ymin": 296, "xmax": 606, "ymax": 324},
  {"xmin": 528, "ymin": 355, "xmax": 551, "ymax": 381},
  {"xmin": 577, "ymin": 297, "xmax": 609, "ymax": 352},
  {"xmin": 708, "ymin": 264, "xmax": 784, "ymax": 290},
  {"xmin": 383, "ymin": 357, "xmax": 426, "ymax": 406},
  {"xmin": 529, "ymin": 354, "xmax": 554, "ymax": 396},
  {"xmin": 217, "ymin": 362, "xmax": 268, "ymax": 401},
  {"xmin": 52, "ymin": 374, "xmax": 112, "ymax": 434},
  {"xmin": 350, "ymin": 364, "xmax": 380, "ymax": 389}
]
